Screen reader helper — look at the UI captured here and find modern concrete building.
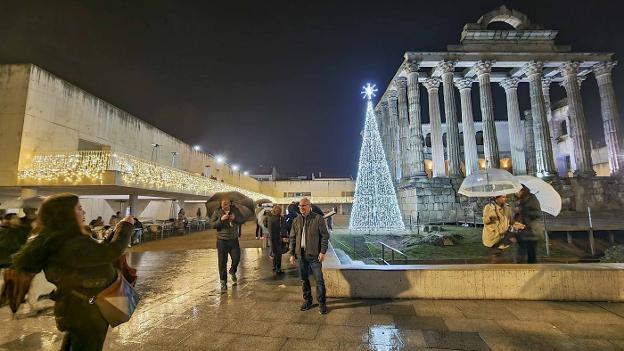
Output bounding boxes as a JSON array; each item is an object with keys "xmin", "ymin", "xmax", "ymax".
[{"xmin": 0, "ymin": 64, "xmax": 354, "ymax": 220}]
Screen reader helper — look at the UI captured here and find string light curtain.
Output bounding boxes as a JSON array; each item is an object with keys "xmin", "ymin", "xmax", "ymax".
[{"xmin": 349, "ymin": 86, "xmax": 404, "ymax": 231}]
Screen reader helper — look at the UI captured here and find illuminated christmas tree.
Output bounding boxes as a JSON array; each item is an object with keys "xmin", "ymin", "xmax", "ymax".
[{"xmin": 349, "ymin": 83, "xmax": 405, "ymax": 231}]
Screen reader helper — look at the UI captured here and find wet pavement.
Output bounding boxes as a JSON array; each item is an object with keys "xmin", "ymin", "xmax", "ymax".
[{"xmin": 2, "ymin": 227, "xmax": 624, "ymax": 350}]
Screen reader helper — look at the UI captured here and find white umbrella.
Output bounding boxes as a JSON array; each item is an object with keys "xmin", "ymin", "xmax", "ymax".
[
  {"xmin": 515, "ymin": 175, "xmax": 562, "ymax": 216},
  {"xmin": 458, "ymin": 168, "xmax": 522, "ymax": 197}
]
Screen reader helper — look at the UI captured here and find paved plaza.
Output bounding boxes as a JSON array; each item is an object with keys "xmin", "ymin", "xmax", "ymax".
[{"xmin": 1, "ymin": 227, "xmax": 624, "ymax": 351}]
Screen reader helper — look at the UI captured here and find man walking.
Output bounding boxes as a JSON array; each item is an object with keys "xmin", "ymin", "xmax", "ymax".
[
  {"xmin": 209, "ymin": 198, "xmax": 243, "ymax": 290},
  {"xmin": 289, "ymin": 198, "xmax": 330, "ymax": 314}
]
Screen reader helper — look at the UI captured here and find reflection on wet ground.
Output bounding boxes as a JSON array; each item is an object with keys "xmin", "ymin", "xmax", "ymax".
[{"xmin": 2, "ymin": 230, "xmax": 624, "ymax": 350}]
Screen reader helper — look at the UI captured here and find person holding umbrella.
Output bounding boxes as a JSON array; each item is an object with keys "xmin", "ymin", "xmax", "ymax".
[
  {"xmin": 482, "ymin": 195, "xmax": 525, "ymax": 253},
  {"xmin": 209, "ymin": 198, "xmax": 244, "ymax": 290},
  {"xmin": 514, "ymin": 185, "xmax": 543, "ymax": 263}
]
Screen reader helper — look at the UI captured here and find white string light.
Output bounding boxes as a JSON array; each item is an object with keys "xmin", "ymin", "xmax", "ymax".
[
  {"xmin": 19, "ymin": 151, "xmax": 274, "ymax": 202},
  {"xmin": 349, "ymin": 90, "xmax": 404, "ymax": 231}
]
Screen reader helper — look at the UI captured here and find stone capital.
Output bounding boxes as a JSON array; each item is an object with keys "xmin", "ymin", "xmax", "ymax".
[
  {"xmin": 524, "ymin": 61, "xmax": 544, "ymax": 78},
  {"xmin": 422, "ymin": 78, "xmax": 441, "ymax": 91},
  {"xmin": 499, "ymin": 77, "xmax": 519, "ymax": 91},
  {"xmin": 559, "ymin": 61, "xmax": 581, "ymax": 78},
  {"xmin": 474, "ymin": 60, "xmax": 494, "ymax": 76},
  {"xmin": 404, "ymin": 61, "xmax": 420, "ymax": 74},
  {"xmin": 577, "ymin": 75, "xmax": 587, "ymax": 87},
  {"xmin": 454, "ymin": 78, "xmax": 473, "ymax": 90},
  {"xmin": 593, "ymin": 61, "xmax": 617, "ymax": 78},
  {"xmin": 541, "ymin": 77, "xmax": 552, "ymax": 89},
  {"xmin": 387, "ymin": 89, "xmax": 398, "ymax": 99},
  {"xmin": 436, "ymin": 60, "xmax": 455, "ymax": 75},
  {"xmin": 395, "ymin": 76, "xmax": 408, "ymax": 88}
]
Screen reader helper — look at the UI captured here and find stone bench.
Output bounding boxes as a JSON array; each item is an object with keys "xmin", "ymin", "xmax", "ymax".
[{"xmin": 323, "ymin": 246, "xmax": 624, "ymax": 301}]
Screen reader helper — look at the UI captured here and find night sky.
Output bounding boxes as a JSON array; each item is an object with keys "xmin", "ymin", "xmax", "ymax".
[{"xmin": 1, "ymin": 0, "xmax": 623, "ymax": 178}]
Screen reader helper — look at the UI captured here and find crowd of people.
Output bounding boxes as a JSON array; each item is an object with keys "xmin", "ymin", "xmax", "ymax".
[
  {"xmin": 482, "ymin": 185, "xmax": 543, "ymax": 263},
  {"xmin": 0, "ymin": 188, "xmax": 551, "ymax": 350}
]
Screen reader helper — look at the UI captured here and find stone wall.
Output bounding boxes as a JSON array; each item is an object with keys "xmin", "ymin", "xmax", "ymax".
[
  {"xmin": 558, "ymin": 176, "xmax": 624, "ymax": 212},
  {"xmin": 398, "ymin": 175, "xmax": 624, "ymax": 225}
]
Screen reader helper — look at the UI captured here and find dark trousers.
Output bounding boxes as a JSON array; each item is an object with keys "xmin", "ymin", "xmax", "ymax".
[
  {"xmin": 273, "ymin": 252, "xmax": 282, "ymax": 271},
  {"xmin": 60, "ymin": 312, "xmax": 108, "ymax": 351},
  {"xmin": 255, "ymin": 223, "xmax": 262, "ymax": 238},
  {"xmin": 217, "ymin": 239, "xmax": 241, "ymax": 281},
  {"xmin": 518, "ymin": 241, "xmax": 537, "ymax": 263},
  {"xmin": 298, "ymin": 248, "xmax": 326, "ymax": 304}
]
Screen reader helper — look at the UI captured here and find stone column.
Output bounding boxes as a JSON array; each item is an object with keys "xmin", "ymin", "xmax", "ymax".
[
  {"xmin": 386, "ymin": 89, "xmax": 401, "ymax": 182},
  {"xmin": 128, "ymin": 194, "xmax": 138, "ymax": 216},
  {"xmin": 455, "ymin": 78, "xmax": 479, "ymax": 176},
  {"xmin": 524, "ymin": 110, "xmax": 537, "ymax": 175},
  {"xmin": 500, "ymin": 78, "xmax": 527, "ymax": 175},
  {"xmin": 423, "ymin": 78, "xmax": 445, "ymax": 177},
  {"xmin": 559, "ymin": 62, "xmax": 595, "ymax": 177},
  {"xmin": 525, "ymin": 61, "xmax": 557, "ymax": 177},
  {"xmin": 378, "ymin": 101, "xmax": 391, "ymax": 165},
  {"xmin": 542, "ymin": 78, "xmax": 560, "ymax": 162},
  {"xmin": 405, "ymin": 61, "xmax": 426, "ymax": 178},
  {"xmin": 438, "ymin": 61, "xmax": 462, "ymax": 177},
  {"xmin": 475, "ymin": 61, "xmax": 500, "ymax": 169},
  {"xmin": 396, "ymin": 77, "xmax": 413, "ymax": 184},
  {"xmin": 593, "ymin": 61, "xmax": 623, "ymax": 174}
]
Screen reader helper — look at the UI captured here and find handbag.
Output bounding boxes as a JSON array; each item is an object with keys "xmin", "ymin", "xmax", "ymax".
[{"xmin": 73, "ymin": 270, "xmax": 140, "ymax": 327}]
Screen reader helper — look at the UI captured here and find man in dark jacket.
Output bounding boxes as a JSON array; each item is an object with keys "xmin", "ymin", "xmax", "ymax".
[
  {"xmin": 209, "ymin": 198, "xmax": 244, "ymax": 290},
  {"xmin": 514, "ymin": 185, "xmax": 543, "ymax": 263},
  {"xmin": 289, "ymin": 197, "xmax": 330, "ymax": 314}
]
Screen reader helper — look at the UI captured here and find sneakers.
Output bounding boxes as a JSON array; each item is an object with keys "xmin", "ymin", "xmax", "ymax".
[
  {"xmin": 220, "ymin": 280, "xmax": 227, "ymax": 291},
  {"xmin": 230, "ymin": 272, "xmax": 237, "ymax": 285},
  {"xmin": 300, "ymin": 301, "xmax": 313, "ymax": 311},
  {"xmin": 497, "ymin": 243, "xmax": 510, "ymax": 250},
  {"xmin": 319, "ymin": 303, "xmax": 328, "ymax": 315}
]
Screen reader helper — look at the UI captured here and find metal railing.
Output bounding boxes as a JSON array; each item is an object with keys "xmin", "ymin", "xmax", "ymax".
[{"xmin": 366, "ymin": 241, "xmax": 408, "ymax": 265}]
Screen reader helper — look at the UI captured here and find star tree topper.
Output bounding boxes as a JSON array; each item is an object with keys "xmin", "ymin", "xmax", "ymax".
[{"xmin": 360, "ymin": 83, "xmax": 378, "ymax": 101}]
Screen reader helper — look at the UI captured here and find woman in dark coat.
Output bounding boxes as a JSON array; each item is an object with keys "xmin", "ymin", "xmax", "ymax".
[
  {"xmin": 11, "ymin": 193, "xmax": 134, "ymax": 351},
  {"xmin": 267, "ymin": 206, "xmax": 285, "ymax": 275},
  {"xmin": 514, "ymin": 185, "xmax": 543, "ymax": 264}
]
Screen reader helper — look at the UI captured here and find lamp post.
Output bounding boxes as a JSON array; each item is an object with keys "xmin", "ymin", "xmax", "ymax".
[
  {"xmin": 171, "ymin": 152, "xmax": 178, "ymax": 167},
  {"xmin": 151, "ymin": 143, "xmax": 160, "ymax": 162}
]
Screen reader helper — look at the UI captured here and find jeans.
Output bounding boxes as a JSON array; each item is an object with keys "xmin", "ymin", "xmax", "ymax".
[
  {"xmin": 217, "ymin": 239, "xmax": 241, "ymax": 281},
  {"xmin": 273, "ymin": 252, "xmax": 282, "ymax": 271},
  {"xmin": 298, "ymin": 248, "xmax": 326, "ymax": 304}
]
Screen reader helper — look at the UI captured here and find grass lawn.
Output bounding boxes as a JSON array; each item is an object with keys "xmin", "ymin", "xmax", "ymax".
[{"xmin": 330, "ymin": 225, "xmax": 588, "ymax": 263}]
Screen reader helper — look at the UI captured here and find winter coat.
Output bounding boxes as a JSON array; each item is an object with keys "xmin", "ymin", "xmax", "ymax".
[
  {"xmin": 482, "ymin": 202, "xmax": 512, "ymax": 248},
  {"xmin": 0, "ymin": 224, "xmax": 30, "ymax": 267},
  {"xmin": 516, "ymin": 193, "xmax": 543, "ymax": 242},
  {"xmin": 267, "ymin": 214, "xmax": 284, "ymax": 252},
  {"xmin": 11, "ymin": 221, "xmax": 133, "ymax": 331},
  {"xmin": 209, "ymin": 206, "xmax": 245, "ymax": 241},
  {"xmin": 290, "ymin": 212, "xmax": 330, "ymax": 258}
]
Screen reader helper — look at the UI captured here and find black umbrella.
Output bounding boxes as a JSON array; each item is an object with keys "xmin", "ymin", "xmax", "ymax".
[
  {"xmin": 286, "ymin": 202, "xmax": 323, "ymax": 216},
  {"xmin": 254, "ymin": 198, "xmax": 273, "ymax": 206},
  {"xmin": 205, "ymin": 191, "xmax": 254, "ymax": 222}
]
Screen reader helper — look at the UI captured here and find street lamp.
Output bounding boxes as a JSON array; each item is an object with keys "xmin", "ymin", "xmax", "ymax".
[
  {"xmin": 243, "ymin": 171, "xmax": 249, "ymax": 176},
  {"xmin": 232, "ymin": 164, "xmax": 239, "ymax": 171},
  {"xmin": 216, "ymin": 155, "xmax": 225, "ymax": 164},
  {"xmin": 151, "ymin": 143, "xmax": 160, "ymax": 162},
  {"xmin": 171, "ymin": 152, "xmax": 178, "ymax": 167},
  {"xmin": 193, "ymin": 145, "xmax": 201, "ymax": 152}
]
